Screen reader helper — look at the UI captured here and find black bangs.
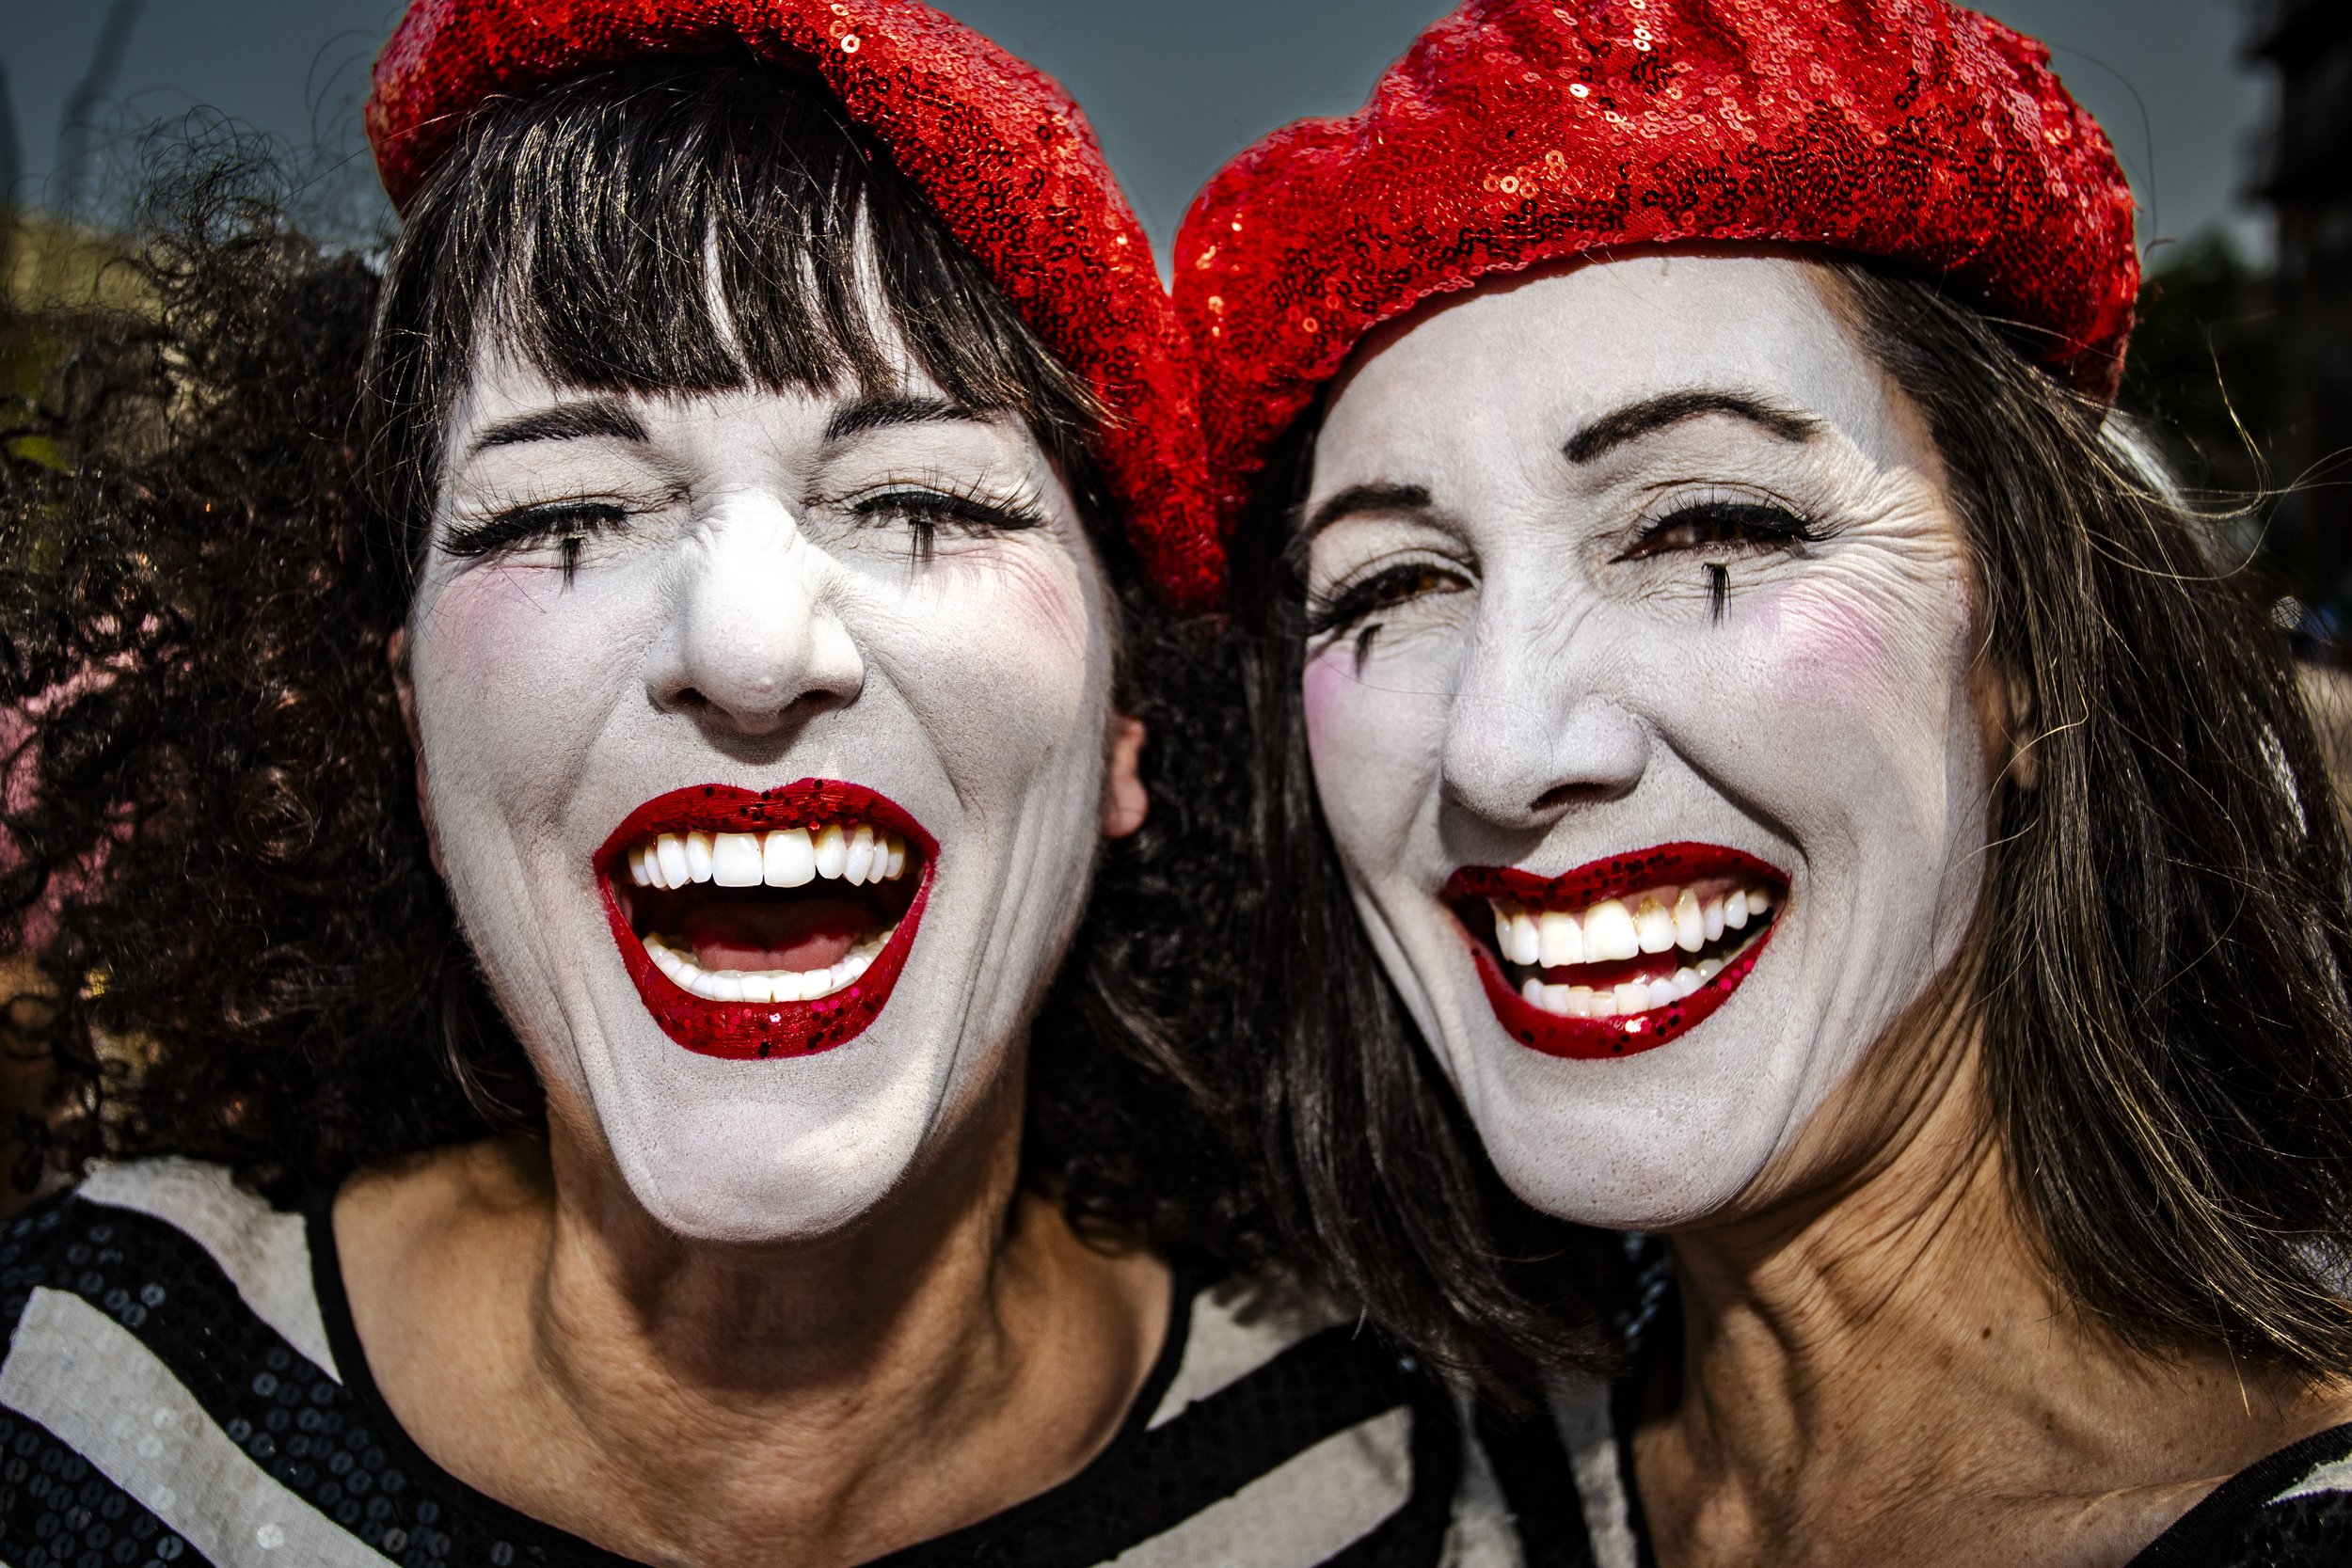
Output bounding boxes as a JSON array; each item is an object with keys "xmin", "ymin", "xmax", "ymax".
[{"xmin": 360, "ymin": 55, "xmax": 1104, "ymax": 571}]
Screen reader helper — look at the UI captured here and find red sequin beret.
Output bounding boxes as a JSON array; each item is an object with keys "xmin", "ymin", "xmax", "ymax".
[
  {"xmin": 367, "ymin": 0, "xmax": 1221, "ymax": 610},
  {"xmin": 1176, "ymin": 0, "xmax": 2141, "ymax": 534}
]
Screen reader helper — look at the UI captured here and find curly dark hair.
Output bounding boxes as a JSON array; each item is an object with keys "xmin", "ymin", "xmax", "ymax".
[{"xmin": 0, "ymin": 58, "xmax": 1266, "ymax": 1267}]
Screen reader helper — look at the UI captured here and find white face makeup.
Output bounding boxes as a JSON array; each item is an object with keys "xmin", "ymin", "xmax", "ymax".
[
  {"xmin": 405, "ymin": 342, "xmax": 1122, "ymax": 1243},
  {"xmin": 1298, "ymin": 256, "xmax": 1997, "ymax": 1229}
]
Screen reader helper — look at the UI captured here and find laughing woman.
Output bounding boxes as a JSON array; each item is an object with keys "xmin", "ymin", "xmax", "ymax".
[
  {"xmin": 1186, "ymin": 1, "xmax": 2352, "ymax": 1563},
  {"xmin": 0, "ymin": 2, "xmax": 1511, "ymax": 1563}
]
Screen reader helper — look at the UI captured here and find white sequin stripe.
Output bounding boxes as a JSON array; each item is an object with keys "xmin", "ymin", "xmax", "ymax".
[
  {"xmin": 0, "ymin": 1288, "xmax": 391, "ymax": 1566},
  {"xmin": 1146, "ymin": 1281, "xmax": 1345, "ymax": 1429},
  {"xmin": 2276, "ymin": 1454, "xmax": 2352, "ymax": 1503},
  {"xmin": 1446, "ymin": 1389, "xmax": 1533, "ymax": 1568},
  {"xmin": 1104, "ymin": 1407, "xmax": 1413, "ymax": 1568},
  {"xmin": 1550, "ymin": 1372, "xmax": 1639, "ymax": 1568},
  {"xmin": 77, "ymin": 1159, "xmax": 339, "ymax": 1381}
]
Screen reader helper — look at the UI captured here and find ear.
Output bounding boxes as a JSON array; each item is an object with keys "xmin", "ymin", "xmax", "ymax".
[
  {"xmin": 389, "ymin": 628, "xmax": 447, "ymax": 877},
  {"xmin": 1102, "ymin": 714, "xmax": 1149, "ymax": 840},
  {"xmin": 1975, "ymin": 657, "xmax": 2038, "ymax": 795}
]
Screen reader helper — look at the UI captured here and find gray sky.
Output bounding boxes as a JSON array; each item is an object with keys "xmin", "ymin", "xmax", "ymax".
[{"xmin": 0, "ymin": 0, "xmax": 2272, "ymax": 269}]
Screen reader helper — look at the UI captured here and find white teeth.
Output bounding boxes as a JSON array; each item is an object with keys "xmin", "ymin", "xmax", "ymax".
[
  {"xmin": 1633, "ymin": 895, "xmax": 1677, "ymax": 956},
  {"xmin": 711, "ymin": 832, "xmax": 763, "ymax": 887},
  {"xmin": 1497, "ymin": 878, "xmax": 1780, "ymax": 1017},
  {"xmin": 844, "ymin": 824, "xmax": 876, "ymax": 885},
  {"xmin": 640, "ymin": 925, "xmax": 895, "ymax": 1004},
  {"xmin": 766, "ymin": 828, "xmax": 816, "ymax": 887},
  {"xmin": 1584, "ymin": 899, "xmax": 1641, "ymax": 962},
  {"xmin": 1520, "ymin": 918, "xmax": 1548, "ymax": 968},
  {"xmin": 1537, "ymin": 910, "xmax": 1582, "ymax": 968},
  {"xmin": 1673, "ymin": 888, "xmax": 1705, "ymax": 953},
  {"xmin": 813, "ymin": 823, "xmax": 849, "ymax": 879},
  {"xmin": 625, "ymin": 820, "xmax": 914, "ymax": 892}
]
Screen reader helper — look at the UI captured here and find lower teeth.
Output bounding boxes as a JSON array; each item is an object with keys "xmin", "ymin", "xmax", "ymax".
[
  {"xmin": 642, "ymin": 928, "xmax": 894, "ymax": 1004},
  {"xmin": 1513, "ymin": 938, "xmax": 1753, "ymax": 1020}
]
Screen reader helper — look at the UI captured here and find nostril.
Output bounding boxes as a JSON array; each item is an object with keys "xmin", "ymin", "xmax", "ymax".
[{"xmin": 1530, "ymin": 777, "xmax": 1638, "ymax": 815}]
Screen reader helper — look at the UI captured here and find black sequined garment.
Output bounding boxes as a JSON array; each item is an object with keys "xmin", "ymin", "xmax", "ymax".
[{"xmin": 0, "ymin": 1160, "xmax": 1536, "ymax": 1567}]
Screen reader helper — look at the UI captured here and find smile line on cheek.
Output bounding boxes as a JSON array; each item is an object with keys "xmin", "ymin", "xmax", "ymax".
[
  {"xmin": 596, "ymin": 782, "xmax": 939, "ymax": 1060},
  {"xmin": 1444, "ymin": 843, "xmax": 1788, "ymax": 1058}
]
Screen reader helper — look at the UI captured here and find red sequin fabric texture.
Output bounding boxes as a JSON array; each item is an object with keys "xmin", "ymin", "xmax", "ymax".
[
  {"xmin": 1175, "ymin": 0, "xmax": 2140, "ymax": 533},
  {"xmin": 368, "ymin": 0, "xmax": 1221, "ymax": 609}
]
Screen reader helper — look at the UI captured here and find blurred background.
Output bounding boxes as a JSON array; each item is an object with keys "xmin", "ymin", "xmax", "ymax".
[{"xmin": 0, "ymin": 0, "xmax": 2344, "ymax": 621}]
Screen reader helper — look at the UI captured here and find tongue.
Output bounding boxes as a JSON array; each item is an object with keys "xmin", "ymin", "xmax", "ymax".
[{"xmin": 682, "ymin": 896, "xmax": 869, "ymax": 974}]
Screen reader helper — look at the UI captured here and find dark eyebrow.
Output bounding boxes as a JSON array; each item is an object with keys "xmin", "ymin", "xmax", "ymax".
[
  {"xmin": 1564, "ymin": 390, "xmax": 1825, "ymax": 465},
  {"xmin": 466, "ymin": 398, "xmax": 648, "ymax": 457},
  {"xmin": 1298, "ymin": 482, "xmax": 1435, "ymax": 541},
  {"xmin": 822, "ymin": 394, "xmax": 979, "ymax": 445}
]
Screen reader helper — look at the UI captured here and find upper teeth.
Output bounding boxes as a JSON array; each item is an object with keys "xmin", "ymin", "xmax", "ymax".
[
  {"xmin": 1488, "ymin": 881, "xmax": 1773, "ymax": 970},
  {"xmin": 625, "ymin": 824, "xmax": 911, "ymax": 891}
]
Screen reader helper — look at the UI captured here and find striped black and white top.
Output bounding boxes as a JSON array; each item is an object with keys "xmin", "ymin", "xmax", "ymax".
[{"xmin": 0, "ymin": 1159, "xmax": 1541, "ymax": 1568}]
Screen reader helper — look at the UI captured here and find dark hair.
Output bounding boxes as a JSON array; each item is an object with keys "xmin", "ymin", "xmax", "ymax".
[
  {"xmin": 0, "ymin": 59, "xmax": 1265, "ymax": 1266},
  {"xmin": 1233, "ymin": 257, "xmax": 2352, "ymax": 1396}
]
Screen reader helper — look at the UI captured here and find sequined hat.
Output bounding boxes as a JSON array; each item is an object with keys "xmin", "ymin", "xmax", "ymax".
[
  {"xmin": 367, "ymin": 0, "xmax": 1221, "ymax": 610},
  {"xmin": 1175, "ymin": 0, "xmax": 2141, "ymax": 534}
]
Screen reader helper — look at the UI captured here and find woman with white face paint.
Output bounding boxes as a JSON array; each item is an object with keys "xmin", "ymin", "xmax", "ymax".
[
  {"xmin": 0, "ymin": 3, "xmax": 1523, "ymax": 1563},
  {"xmin": 1183, "ymin": 2, "xmax": 2352, "ymax": 1563}
]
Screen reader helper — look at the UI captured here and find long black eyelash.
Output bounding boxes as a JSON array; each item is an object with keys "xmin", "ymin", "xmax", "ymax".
[
  {"xmin": 1303, "ymin": 561, "xmax": 1446, "ymax": 640},
  {"xmin": 441, "ymin": 500, "xmax": 629, "ymax": 570},
  {"xmin": 850, "ymin": 486, "xmax": 1046, "ymax": 566},
  {"xmin": 1614, "ymin": 499, "xmax": 1820, "ymax": 562}
]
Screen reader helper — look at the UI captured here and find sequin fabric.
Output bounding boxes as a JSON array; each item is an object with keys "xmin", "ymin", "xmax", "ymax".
[
  {"xmin": 366, "ymin": 0, "xmax": 1222, "ymax": 609},
  {"xmin": 1174, "ymin": 0, "xmax": 2141, "ymax": 535}
]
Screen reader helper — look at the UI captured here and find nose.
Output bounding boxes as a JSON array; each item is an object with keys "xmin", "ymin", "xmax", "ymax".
[
  {"xmin": 644, "ymin": 491, "xmax": 865, "ymax": 739},
  {"xmin": 1439, "ymin": 610, "xmax": 1648, "ymax": 832}
]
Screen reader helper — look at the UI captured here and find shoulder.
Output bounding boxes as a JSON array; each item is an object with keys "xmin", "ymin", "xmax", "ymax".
[
  {"xmin": 0, "ymin": 1158, "xmax": 372, "ymax": 1567},
  {"xmin": 989, "ymin": 1273, "xmax": 1529, "ymax": 1567},
  {"xmin": 2202, "ymin": 1424, "xmax": 2352, "ymax": 1568},
  {"xmin": 0, "ymin": 1157, "xmax": 334, "ymax": 1373},
  {"xmin": 2134, "ymin": 1421, "xmax": 2352, "ymax": 1568}
]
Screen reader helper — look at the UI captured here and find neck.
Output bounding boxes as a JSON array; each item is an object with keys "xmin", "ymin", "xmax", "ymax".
[
  {"xmin": 338, "ymin": 1068, "xmax": 1169, "ymax": 1568},
  {"xmin": 535, "ymin": 1072, "xmax": 1031, "ymax": 1402},
  {"xmin": 1641, "ymin": 1025, "xmax": 2338, "ymax": 1566}
]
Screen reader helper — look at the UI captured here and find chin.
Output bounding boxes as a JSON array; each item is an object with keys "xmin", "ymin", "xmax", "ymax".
[
  {"xmin": 596, "ymin": 1084, "xmax": 939, "ymax": 1243},
  {"xmin": 1482, "ymin": 1117, "xmax": 1770, "ymax": 1232}
]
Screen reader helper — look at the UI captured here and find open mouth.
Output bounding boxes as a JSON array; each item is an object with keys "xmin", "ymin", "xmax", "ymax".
[
  {"xmin": 1443, "ymin": 843, "xmax": 1786, "ymax": 1059},
  {"xmin": 597, "ymin": 782, "xmax": 936, "ymax": 1060}
]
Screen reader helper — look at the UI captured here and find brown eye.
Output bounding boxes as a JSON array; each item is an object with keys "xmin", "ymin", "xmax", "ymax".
[
  {"xmin": 1618, "ymin": 500, "xmax": 1817, "ymax": 561},
  {"xmin": 1307, "ymin": 561, "xmax": 1466, "ymax": 637}
]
